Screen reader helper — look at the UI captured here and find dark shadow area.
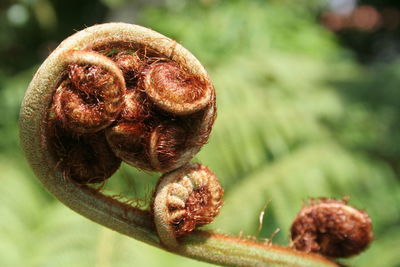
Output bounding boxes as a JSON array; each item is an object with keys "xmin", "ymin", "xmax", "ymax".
[
  {"xmin": 0, "ymin": 0, "xmax": 108, "ymax": 75},
  {"xmin": 321, "ymin": 0, "xmax": 400, "ymax": 63}
]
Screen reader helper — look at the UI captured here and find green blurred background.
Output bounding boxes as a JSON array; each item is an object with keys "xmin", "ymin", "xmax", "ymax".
[{"xmin": 1, "ymin": 0, "xmax": 400, "ymax": 266}]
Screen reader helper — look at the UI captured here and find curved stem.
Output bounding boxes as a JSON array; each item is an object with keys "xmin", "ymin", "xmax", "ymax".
[
  {"xmin": 74, "ymin": 187, "xmax": 339, "ymax": 267},
  {"xmin": 180, "ymin": 231, "xmax": 338, "ymax": 267}
]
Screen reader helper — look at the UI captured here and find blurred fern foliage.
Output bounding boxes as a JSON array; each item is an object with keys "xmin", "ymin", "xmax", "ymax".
[{"xmin": 1, "ymin": 1, "xmax": 400, "ymax": 266}]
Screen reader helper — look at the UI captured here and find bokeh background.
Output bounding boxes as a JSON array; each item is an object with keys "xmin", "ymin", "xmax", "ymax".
[{"xmin": 1, "ymin": 0, "xmax": 400, "ymax": 266}]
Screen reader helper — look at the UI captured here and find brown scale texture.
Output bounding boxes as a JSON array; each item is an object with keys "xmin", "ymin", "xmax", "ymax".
[
  {"xmin": 69, "ymin": 64, "xmax": 112, "ymax": 95},
  {"xmin": 121, "ymin": 88, "xmax": 151, "ymax": 122},
  {"xmin": 52, "ymin": 82, "xmax": 107, "ymax": 133},
  {"xmin": 107, "ymin": 95, "xmax": 211, "ymax": 172},
  {"xmin": 48, "ymin": 47, "xmax": 215, "ymax": 178},
  {"xmin": 172, "ymin": 186, "xmax": 221, "ymax": 237},
  {"xmin": 69, "ymin": 64, "xmax": 123, "ymax": 117},
  {"xmin": 106, "ymin": 118, "xmax": 191, "ymax": 172},
  {"xmin": 47, "ymin": 123, "xmax": 121, "ymax": 184},
  {"xmin": 106, "ymin": 49, "xmax": 214, "ymax": 172},
  {"xmin": 51, "ymin": 64, "xmax": 124, "ymax": 134},
  {"xmin": 112, "ymin": 52, "xmax": 141, "ymax": 87},
  {"xmin": 150, "ymin": 122, "xmax": 187, "ymax": 170},
  {"xmin": 290, "ymin": 199, "xmax": 373, "ymax": 258},
  {"xmin": 105, "ymin": 122, "xmax": 152, "ymax": 170},
  {"xmin": 143, "ymin": 62, "xmax": 207, "ymax": 104},
  {"xmin": 106, "ymin": 122, "xmax": 146, "ymax": 151},
  {"xmin": 184, "ymin": 103, "xmax": 217, "ymax": 148}
]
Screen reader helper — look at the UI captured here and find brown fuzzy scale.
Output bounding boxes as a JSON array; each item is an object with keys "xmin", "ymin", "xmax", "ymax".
[
  {"xmin": 113, "ymin": 52, "xmax": 141, "ymax": 74},
  {"xmin": 173, "ymin": 186, "xmax": 220, "ymax": 237},
  {"xmin": 107, "ymin": 109, "xmax": 211, "ymax": 172},
  {"xmin": 105, "ymin": 122, "xmax": 152, "ymax": 170},
  {"xmin": 51, "ymin": 64, "xmax": 124, "ymax": 134},
  {"xmin": 184, "ymin": 102, "xmax": 217, "ymax": 148},
  {"xmin": 145, "ymin": 62, "xmax": 206, "ymax": 103},
  {"xmin": 140, "ymin": 61, "xmax": 212, "ymax": 115},
  {"xmin": 112, "ymin": 52, "xmax": 142, "ymax": 87},
  {"xmin": 48, "ymin": 41, "xmax": 215, "ymax": 175},
  {"xmin": 121, "ymin": 88, "xmax": 151, "ymax": 122},
  {"xmin": 51, "ymin": 81, "xmax": 107, "ymax": 133},
  {"xmin": 101, "ymin": 49, "xmax": 215, "ymax": 172},
  {"xmin": 149, "ymin": 122, "xmax": 187, "ymax": 169},
  {"xmin": 69, "ymin": 64, "xmax": 124, "ymax": 118},
  {"xmin": 290, "ymin": 199, "xmax": 373, "ymax": 258},
  {"xmin": 46, "ymin": 123, "xmax": 121, "ymax": 184},
  {"xmin": 107, "ymin": 119, "xmax": 188, "ymax": 172},
  {"xmin": 91, "ymin": 42, "xmax": 168, "ymax": 64},
  {"xmin": 152, "ymin": 163, "xmax": 224, "ymax": 248}
]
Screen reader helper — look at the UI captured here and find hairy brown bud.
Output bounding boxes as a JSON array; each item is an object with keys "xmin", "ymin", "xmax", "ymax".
[
  {"xmin": 141, "ymin": 61, "xmax": 213, "ymax": 115},
  {"xmin": 105, "ymin": 122, "xmax": 150, "ymax": 170},
  {"xmin": 112, "ymin": 52, "xmax": 141, "ymax": 86},
  {"xmin": 49, "ymin": 50, "xmax": 126, "ymax": 134},
  {"xmin": 25, "ymin": 23, "xmax": 216, "ymax": 184},
  {"xmin": 152, "ymin": 163, "xmax": 224, "ymax": 248},
  {"xmin": 290, "ymin": 198, "xmax": 373, "ymax": 258},
  {"xmin": 47, "ymin": 123, "xmax": 121, "ymax": 184},
  {"xmin": 120, "ymin": 89, "xmax": 150, "ymax": 122}
]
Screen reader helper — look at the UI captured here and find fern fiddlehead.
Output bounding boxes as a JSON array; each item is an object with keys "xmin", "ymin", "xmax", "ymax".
[
  {"xmin": 290, "ymin": 198, "xmax": 373, "ymax": 258},
  {"xmin": 20, "ymin": 23, "xmax": 370, "ymax": 266}
]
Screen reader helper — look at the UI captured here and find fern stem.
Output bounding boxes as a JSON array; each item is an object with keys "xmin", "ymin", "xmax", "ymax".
[{"xmin": 178, "ymin": 231, "xmax": 338, "ymax": 267}]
